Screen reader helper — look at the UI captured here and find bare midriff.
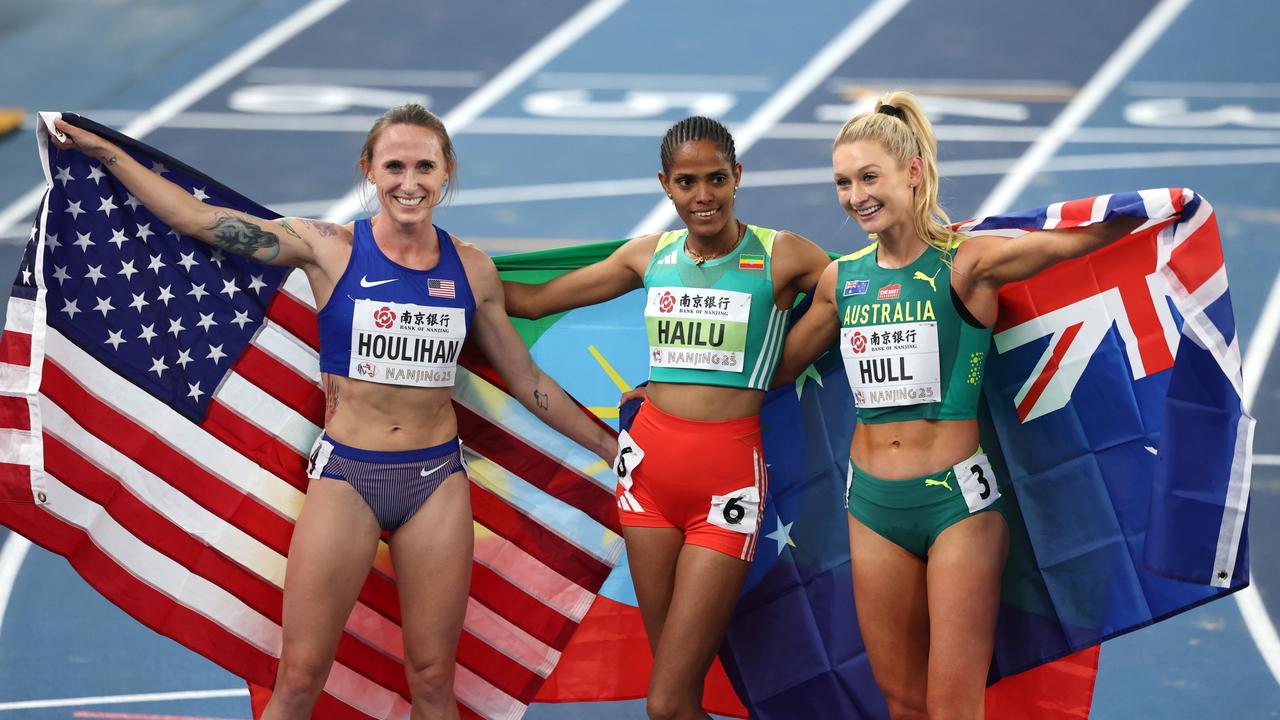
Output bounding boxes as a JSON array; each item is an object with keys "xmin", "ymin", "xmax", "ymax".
[
  {"xmin": 646, "ymin": 381, "xmax": 764, "ymax": 423},
  {"xmin": 851, "ymin": 418, "xmax": 980, "ymax": 480},
  {"xmin": 322, "ymin": 373, "xmax": 458, "ymax": 451}
]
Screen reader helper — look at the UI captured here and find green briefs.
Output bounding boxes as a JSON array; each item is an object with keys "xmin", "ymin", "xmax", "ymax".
[{"xmin": 846, "ymin": 449, "xmax": 1006, "ymax": 559}]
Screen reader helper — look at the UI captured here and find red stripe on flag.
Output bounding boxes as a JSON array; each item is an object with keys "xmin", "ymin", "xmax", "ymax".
[
  {"xmin": 41, "ymin": 435, "xmax": 412, "ymax": 694},
  {"xmin": 1168, "ymin": 215, "xmax": 1225, "ymax": 296},
  {"xmin": 533, "ymin": 595, "xmax": 748, "ymax": 717},
  {"xmin": 0, "ymin": 393, "xmax": 31, "ymax": 431},
  {"xmin": 455, "ymin": 402, "xmax": 620, "ymax": 534},
  {"xmin": 0, "ymin": 329, "xmax": 31, "ymax": 367},
  {"xmin": 1016, "ymin": 322, "xmax": 1083, "ymax": 422},
  {"xmin": 0, "ymin": 499, "xmax": 279, "ymax": 688},
  {"xmin": 45, "ymin": 435, "xmax": 284, "ymax": 620},
  {"xmin": 1057, "ymin": 198, "xmax": 1095, "ymax": 228},
  {"xmin": 456, "ymin": 631, "xmax": 543, "ymax": 702},
  {"xmin": 470, "ymin": 483, "xmax": 611, "ymax": 590},
  {"xmin": 987, "ymin": 646, "xmax": 1100, "ymax": 719},
  {"xmin": 266, "ymin": 292, "xmax": 320, "ymax": 352},
  {"xmin": 234, "ymin": 346, "xmax": 325, "ymax": 427},
  {"xmin": 471, "ymin": 562, "xmax": 578, "ymax": 649},
  {"xmin": 0, "ymin": 462, "xmax": 31, "ymax": 502},
  {"xmin": 41, "ymin": 363, "xmax": 294, "ymax": 555},
  {"xmin": 40, "ymin": 361, "xmax": 408, "ymax": 627},
  {"xmin": 202, "ymin": 401, "xmax": 308, "ymax": 492}
]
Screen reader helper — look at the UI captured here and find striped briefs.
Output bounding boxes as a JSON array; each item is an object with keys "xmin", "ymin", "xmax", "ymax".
[{"xmin": 306, "ymin": 434, "xmax": 466, "ymax": 532}]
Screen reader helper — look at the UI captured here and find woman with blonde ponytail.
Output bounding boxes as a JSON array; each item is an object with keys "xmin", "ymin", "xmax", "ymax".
[{"xmin": 774, "ymin": 91, "xmax": 1140, "ymax": 719}]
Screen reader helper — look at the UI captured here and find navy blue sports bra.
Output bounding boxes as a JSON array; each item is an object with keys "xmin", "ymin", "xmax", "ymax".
[{"xmin": 317, "ymin": 219, "xmax": 476, "ymax": 387}]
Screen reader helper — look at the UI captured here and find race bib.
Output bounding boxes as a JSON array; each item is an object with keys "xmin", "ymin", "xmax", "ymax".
[
  {"xmin": 645, "ymin": 287, "xmax": 750, "ymax": 373},
  {"xmin": 708, "ymin": 485, "xmax": 761, "ymax": 534},
  {"xmin": 306, "ymin": 436, "xmax": 334, "ymax": 480},
  {"xmin": 953, "ymin": 453, "xmax": 1001, "ymax": 513},
  {"xmin": 349, "ymin": 299, "xmax": 466, "ymax": 388},
  {"xmin": 840, "ymin": 321, "xmax": 941, "ymax": 408}
]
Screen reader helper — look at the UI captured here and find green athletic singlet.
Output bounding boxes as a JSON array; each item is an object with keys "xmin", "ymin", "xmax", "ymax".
[
  {"xmin": 643, "ymin": 225, "xmax": 789, "ymax": 391},
  {"xmin": 834, "ymin": 240, "xmax": 992, "ymax": 423}
]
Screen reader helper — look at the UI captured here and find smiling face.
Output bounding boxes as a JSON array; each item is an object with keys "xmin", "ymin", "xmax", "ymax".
[
  {"xmin": 659, "ymin": 140, "xmax": 743, "ymax": 243},
  {"xmin": 832, "ymin": 139, "xmax": 922, "ymax": 239},
  {"xmin": 360, "ymin": 123, "xmax": 451, "ymax": 225}
]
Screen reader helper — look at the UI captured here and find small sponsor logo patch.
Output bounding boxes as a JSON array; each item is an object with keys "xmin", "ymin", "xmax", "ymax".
[
  {"xmin": 843, "ymin": 279, "xmax": 869, "ymax": 296},
  {"xmin": 877, "ymin": 283, "xmax": 901, "ymax": 300}
]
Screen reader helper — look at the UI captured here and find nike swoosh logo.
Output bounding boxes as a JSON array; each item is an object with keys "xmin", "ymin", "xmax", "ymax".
[
  {"xmin": 360, "ymin": 276, "xmax": 398, "ymax": 288},
  {"xmin": 420, "ymin": 460, "xmax": 451, "ymax": 477}
]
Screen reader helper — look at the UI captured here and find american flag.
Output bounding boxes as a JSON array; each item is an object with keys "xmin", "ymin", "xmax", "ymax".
[
  {"xmin": 0, "ymin": 114, "xmax": 624, "ymax": 719},
  {"xmin": 428, "ymin": 277, "xmax": 456, "ymax": 299}
]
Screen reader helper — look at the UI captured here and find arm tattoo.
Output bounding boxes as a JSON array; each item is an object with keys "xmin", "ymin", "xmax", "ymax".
[
  {"xmin": 533, "ymin": 388, "xmax": 550, "ymax": 411},
  {"xmin": 277, "ymin": 218, "xmax": 304, "ymax": 240},
  {"xmin": 205, "ymin": 213, "xmax": 281, "ymax": 261},
  {"xmin": 301, "ymin": 218, "xmax": 340, "ymax": 237}
]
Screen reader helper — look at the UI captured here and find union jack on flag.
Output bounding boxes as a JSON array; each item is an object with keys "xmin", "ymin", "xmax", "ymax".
[{"xmin": 0, "ymin": 114, "xmax": 624, "ymax": 719}]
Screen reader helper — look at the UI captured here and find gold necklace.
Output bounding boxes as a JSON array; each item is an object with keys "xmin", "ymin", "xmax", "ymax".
[{"xmin": 688, "ymin": 221, "xmax": 745, "ymax": 265}]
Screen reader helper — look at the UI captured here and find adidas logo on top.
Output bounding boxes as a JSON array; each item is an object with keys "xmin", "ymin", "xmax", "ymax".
[{"xmin": 658, "ymin": 252, "xmax": 677, "ymax": 265}]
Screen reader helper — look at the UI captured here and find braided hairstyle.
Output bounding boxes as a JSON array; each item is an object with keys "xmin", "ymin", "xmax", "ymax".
[
  {"xmin": 659, "ymin": 116, "xmax": 737, "ymax": 173},
  {"xmin": 834, "ymin": 91, "xmax": 957, "ymax": 251},
  {"xmin": 360, "ymin": 103, "xmax": 458, "ymax": 206}
]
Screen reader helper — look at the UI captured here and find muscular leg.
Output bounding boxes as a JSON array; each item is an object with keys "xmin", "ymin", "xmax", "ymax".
[
  {"xmin": 390, "ymin": 471, "xmax": 473, "ymax": 720},
  {"xmin": 924, "ymin": 511, "xmax": 1009, "ymax": 720},
  {"xmin": 623, "ymin": 526, "xmax": 685, "ymax": 655},
  {"xmin": 263, "ymin": 478, "xmax": 381, "ymax": 720},
  {"xmin": 645, "ymin": 544, "xmax": 750, "ymax": 720},
  {"xmin": 848, "ymin": 514, "xmax": 930, "ymax": 720}
]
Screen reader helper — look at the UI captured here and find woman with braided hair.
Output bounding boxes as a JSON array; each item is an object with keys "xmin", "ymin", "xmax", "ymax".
[
  {"xmin": 504, "ymin": 116, "xmax": 829, "ymax": 719},
  {"xmin": 774, "ymin": 91, "xmax": 1140, "ymax": 719}
]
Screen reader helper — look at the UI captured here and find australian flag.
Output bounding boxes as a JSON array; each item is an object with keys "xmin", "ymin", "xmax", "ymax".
[{"xmin": 714, "ymin": 189, "xmax": 1252, "ymax": 718}]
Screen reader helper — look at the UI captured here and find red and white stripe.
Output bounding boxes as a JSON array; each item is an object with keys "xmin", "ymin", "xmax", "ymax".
[{"xmin": 0, "ymin": 252, "xmax": 624, "ymax": 718}]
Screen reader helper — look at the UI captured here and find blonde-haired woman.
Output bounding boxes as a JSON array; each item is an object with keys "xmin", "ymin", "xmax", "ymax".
[{"xmin": 775, "ymin": 91, "xmax": 1139, "ymax": 719}]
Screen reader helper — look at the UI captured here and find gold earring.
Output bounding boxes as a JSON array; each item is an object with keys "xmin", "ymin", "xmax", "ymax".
[{"xmin": 666, "ymin": 192, "xmax": 673, "ymax": 199}]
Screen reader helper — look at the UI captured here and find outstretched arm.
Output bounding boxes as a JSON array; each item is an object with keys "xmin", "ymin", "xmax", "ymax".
[
  {"xmin": 772, "ymin": 260, "xmax": 842, "ymax": 387},
  {"xmin": 51, "ymin": 118, "xmax": 340, "ymax": 268},
  {"xmin": 464, "ymin": 246, "xmax": 617, "ymax": 462},
  {"xmin": 963, "ymin": 215, "xmax": 1147, "ymax": 289},
  {"xmin": 502, "ymin": 235, "xmax": 655, "ymax": 319}
]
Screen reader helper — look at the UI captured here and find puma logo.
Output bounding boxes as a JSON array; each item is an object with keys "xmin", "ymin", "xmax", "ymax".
[
  {"xmin": 924, "ymin": 472, "xmax": 953, "ymax": 491},
  {"xmin": 912, "ymin": 268, "xmax": 941, "ymax": 293}
]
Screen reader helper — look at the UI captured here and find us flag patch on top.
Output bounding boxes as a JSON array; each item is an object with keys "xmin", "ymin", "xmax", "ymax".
[{"xmin": 428, "ymin": 278, "xmax": 455, "ymax": 298}]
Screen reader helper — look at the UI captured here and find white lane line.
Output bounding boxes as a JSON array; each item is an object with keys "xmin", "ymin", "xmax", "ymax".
[
  {"xmin": 626, "ymin": 0, "xmax": 910, "ymax": 238},
  {"xmin": 974, "ymin": 0, "xmax": 1192, "ymax": 217},
  {"xmin": 245, "ymin": 66, "xmax": 484, "ymax": 87},
  {"xmin": 320, "ymin": 0, "xmax": 629, "ymax": 222},
  {"xmin": 0, "ymin": 534, "xmax": 31, "ymax": 641},
  {"xmin": 0, "ymin": 688, "xmax": 249, "ymax": 712},
  {"xmin": 0, "ymin": 0, "xmax": 353, "ymax": 240},
  {"xmin": 1240, "ymin": 263, "xmax": 1280, "ymax": 687},
  {"xmin": 1251, "ymin": 454, "xmax": 1280, "ymax": 466},
  {"xmin": 533, "ymin": 71, "xmax": 776, "ymax": 91}
]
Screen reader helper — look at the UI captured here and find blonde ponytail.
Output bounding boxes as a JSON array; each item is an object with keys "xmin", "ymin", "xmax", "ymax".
[{"xmin": 834, "ymin": 91, "xmax": 957, "ymax": 251}]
